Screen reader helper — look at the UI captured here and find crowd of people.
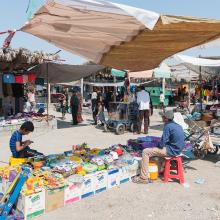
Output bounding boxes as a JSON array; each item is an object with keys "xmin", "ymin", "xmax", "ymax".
[
  {"xmin": 90, "ymin": 85, "xmax": 157, "ymax": 134},
  {"xmin": 59, "ymin": 88, "xmax": 83, "ymax": 125}
]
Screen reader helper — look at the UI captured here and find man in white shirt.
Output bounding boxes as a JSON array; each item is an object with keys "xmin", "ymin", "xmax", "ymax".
[
  {"xmin": 136, "ymin": 86, "xmax": 150, "ymax": 134},
  {"xmin": 91, "ymin": 90, "xmax": 97, "ymax": 100},
  {"xmin": 91, "ymin": 89, "xmax": 98, "ymax": 124},
  {"xmin": 159, "ymin": 91, "xmax": 165, "ymax": 110}
]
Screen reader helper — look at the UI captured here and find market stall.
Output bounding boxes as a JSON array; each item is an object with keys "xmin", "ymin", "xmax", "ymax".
[
  {"xmin": 0, "ymin": 48, "xmax": 59, "ymax": 136},
  {"xmin": 0, "ymin": 143, "xmax": 142, "ymax": 219},
  {"xmin": 174, "ymin": 54, "xmax": 220, "ymax": 136}
]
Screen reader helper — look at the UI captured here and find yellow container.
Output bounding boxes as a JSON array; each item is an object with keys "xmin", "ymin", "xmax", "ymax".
[
  {"xmin": 148, "ymin": 161, "xmax": 158, "ymax": 180},
  {"xmin": 9, "ymin": 156, "xmax": 27, "ymax": 167},
  {"xmin": 70, "ymin": 156, "xmax": 82, "ymax": 164}
]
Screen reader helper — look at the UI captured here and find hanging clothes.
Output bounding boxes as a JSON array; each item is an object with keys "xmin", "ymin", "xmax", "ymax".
[
  {"xmin": 28, "ymin": 73, "xmax": 36, "ymax": 82},
  {"xmin": 12, "ymin": 84, "xmax": 24, "ymax": 98},
  {"xmin": 23, "ymin": 75, "xmax": 28, "ymax": 83},
  {"xmin": 35, "ymin": 78, "xmax": 44, "ymax": 86},
  {"xmin": 15, "ymin": 75, "xmax": 23, "ymax": 84},
  {"xmin": 3, "ymin": 83, "xmax": 13, "ymax": 97},
  {"xmin": 3, "ymin": 73, "xmax": 15, "ymax": 84},
  {"xmin": 206, "ymin": 89, "xmax": 211, "ymax": 97}
]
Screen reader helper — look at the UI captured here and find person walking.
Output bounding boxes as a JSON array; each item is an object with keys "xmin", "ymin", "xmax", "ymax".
[
  {"xmin": 136, "ymin": 85, "xmax": 151, "ymax": 134},
  {"xmin": 27, "ymin": 88, "xmax": 36, "ymax": 112},
  {"xmin": 59, "ymin": 94, "xmax": 66, "ymax": 120},
  {"xmin": 159, "ymin": 91, "xmax": 165, "ymax": 111},
  {"xmin": 70, "ymin": 91, "xmax": 79, "ymax": 125},
  {"xmin": 76, "ymin": 89, "xmax": 83, "ymax": 123},
  {"xmin": 91, "ymin": 89, "xmax": 98, "ymax": 124}
]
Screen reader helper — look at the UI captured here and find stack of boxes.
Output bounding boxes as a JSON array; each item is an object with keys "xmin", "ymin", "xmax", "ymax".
[{"xmin": 2, "ymin": 161, "xmax": 139, "ymax": 220}]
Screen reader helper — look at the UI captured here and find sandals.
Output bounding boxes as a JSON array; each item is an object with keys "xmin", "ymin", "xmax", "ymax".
[{"xmin": 132, "ymin": 176, "xmax": 151, "ymax": 184}]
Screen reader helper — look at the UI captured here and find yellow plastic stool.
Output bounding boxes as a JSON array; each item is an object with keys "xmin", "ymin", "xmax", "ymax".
[{"xmin": 9, "ymin": 156, "xmax": 27, "ymax": 167}]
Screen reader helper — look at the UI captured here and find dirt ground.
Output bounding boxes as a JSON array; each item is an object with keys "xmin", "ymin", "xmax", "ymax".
[{"xmin": 0, "ymin": 108, "xmax": 220, "ymax": 220}]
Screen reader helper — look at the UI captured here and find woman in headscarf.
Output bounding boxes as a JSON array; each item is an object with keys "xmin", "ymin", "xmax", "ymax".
[
  {"xmin": 76, "ymin": 87, "xmax": 83, "ymax": 123},
  {"xmin": 70, "ymin": 90, "xmax": 79, "ymax": 125}
]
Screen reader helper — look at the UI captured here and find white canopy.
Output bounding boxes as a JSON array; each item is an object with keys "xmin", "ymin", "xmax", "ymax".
[
  {"xmin": 154, "ymin": 63, "xmax": 171, "ymax": 78},
  {"xmin": 21, "ymin": 0, "xmax": 220, "ymax": 71},
  {"xmin": 175, "ymin": 54, "xmax": 220, "ymax": 67},
  {"xmin": 55, "ymin": 0, "xmax": 160, "ymax": 30},
  {"xmin": 128, "ymin": 70, "xmax": 153, "ymax": 79},
  {"xmin": 171, "ymin": 65, "xmax": 199, "ymax": 81}
]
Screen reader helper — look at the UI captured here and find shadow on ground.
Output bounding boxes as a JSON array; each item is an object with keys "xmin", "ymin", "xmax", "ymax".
[
  {"xmin": 150, "ymin": 124, "xmax": 164, "ymax": 131},
  {"xmin": 57, "ymin": 120, "xmax": 89, "ymax": 129},
  {"xmin": 202, "ymin": 153, "xmax": 220, "ymax": 164}
]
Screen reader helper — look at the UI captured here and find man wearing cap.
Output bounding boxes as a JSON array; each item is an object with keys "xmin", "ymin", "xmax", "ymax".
[{"xmin": 133, "ymin": 110, "xmax": 185, "ymax": 184}]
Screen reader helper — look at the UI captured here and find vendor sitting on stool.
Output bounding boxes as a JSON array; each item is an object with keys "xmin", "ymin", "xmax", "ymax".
[
  {"xmin": 133, "ymin": 110, "xmax": 185, "ymax": 184},
  {"xmin": 9, "ymin": 121, "xmax": 42, "ymax": 158}
]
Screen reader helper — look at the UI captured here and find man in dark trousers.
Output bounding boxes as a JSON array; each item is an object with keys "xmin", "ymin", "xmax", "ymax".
[
  {"xmin": 70, "ymin": 90, "xmax": 79, "ymax": 125},
  {"xmin": 136, "ymin": 85, "xmax": 151, "ymax": 134},
  {"xmin": 133, "ymin": 110, "xmax": 185, "ymax": 184}
]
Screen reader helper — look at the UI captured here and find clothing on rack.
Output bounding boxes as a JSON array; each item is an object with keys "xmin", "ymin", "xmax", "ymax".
[{"xmin": 3, "ymin": 73, "xmax": 15, "ymax": 84}]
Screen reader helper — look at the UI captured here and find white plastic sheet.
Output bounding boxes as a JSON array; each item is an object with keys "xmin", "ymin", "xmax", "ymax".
[{"xmin": 175, "ymin": 54, "xmax": 220, "ymax": 67}]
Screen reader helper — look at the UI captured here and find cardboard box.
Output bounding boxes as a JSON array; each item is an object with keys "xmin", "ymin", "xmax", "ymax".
[
  {"xmin": 107, "ymin": 169, "xmax": 119, "ymax": 189},
  {"xmin": 0, "ymin": 177, "xmax": 3, "ymax": 194},
  {"xmin": 93, "ymin": 171, "xmax": 108, "ymax": 194},
  {"xmin": 127, "ymin": 160, "xmax": 140, "ymax": 178},
  {"xmin": 118, "ymin": 167, "xmax": 131, "ymax": 184},
  {"xmin": 2, "ymin": 179, "xmax": 12, "ymax": 194},
  {"xmin": 81, "ymin": 174, "xmax": 95, "ymax": 199},
  {"xmin": 45, "ymin": 187, "xmax": 64, "ymax": 213},
  {"xmin": 16, "ymin": 190, "xmax": 45, "ymax": 220},
  {"xmin": 64, "ymin": 182, "xmax": 81, "ymax": 205}
]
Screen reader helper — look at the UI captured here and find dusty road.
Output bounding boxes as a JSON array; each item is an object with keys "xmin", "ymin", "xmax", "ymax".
[{"xmin": 0, "ymin": 108, "xmax": 219, "ymax": 220}]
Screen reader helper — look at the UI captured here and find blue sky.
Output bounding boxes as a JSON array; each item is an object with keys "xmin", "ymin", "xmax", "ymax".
[{"xmin": 1, "ymin": 0, "xmax": 220, "ymax": 65}]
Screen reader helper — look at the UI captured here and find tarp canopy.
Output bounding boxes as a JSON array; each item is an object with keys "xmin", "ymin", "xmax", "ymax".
[
  {"xmin": 111, "ymin": 68, "xmax": 126, "ymax": 77},
  {"xmin": 170, "ymin": 65, "xmax": 199, "ymax": 81},
  {"xmin": 154, "ymin": 63, "xmax": 171, "ymax": 78},
  {"xmin": 174, "ymin": 54, "xmax": 220, "ymax": 76},
  {"xmin": 29, "ymin": 62, "xmax": 105, "ymax": 83},
  {"xmin": 20, "ymin": 0, "xmax": 220, "ymax": 72},
  {"xmin": 128, "ymin": 70, "xmax": 153, "ymax": 79},
  {"xmin": 175, "ymin": 54, "xmax": 220, "ymax": 67}
]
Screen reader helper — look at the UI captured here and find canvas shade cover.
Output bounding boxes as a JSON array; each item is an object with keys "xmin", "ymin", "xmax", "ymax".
[
  {"xmin": 128, "ymin": 70, "xmax": 153, "ymax": 79},
  {"xmin": 170, "ymin": 65, "xmax": 199, "ymax": 81},
  {"xmin": 154, "ymin": 63, "xmax": 171, "ymax": 78},
  {"xmin": 175, "ymin": 54, "xmax": 220, "ymax": 67},
  {"xmin": 111, "ymin": 68, "xmax": 126, "ymax": 77},
  {"xmin": 174, "ymin": 54, "xmax": 220, "ymax": 77},
  {"xmin": 21, "ymin": 0, "xmax": 220, "ymax": 71},
  {"xmin": 28, "ymin": 62, "xmax": 105, "ymax": 83}
]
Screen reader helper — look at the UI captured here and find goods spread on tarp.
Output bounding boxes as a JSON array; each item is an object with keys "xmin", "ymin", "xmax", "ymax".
[{"xmin": 0, "ymin": 138, "xmax": 165, "ymax": 219}]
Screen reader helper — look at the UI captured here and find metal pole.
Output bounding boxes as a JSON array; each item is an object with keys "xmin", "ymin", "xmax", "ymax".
[
  {"xmin": 80, "ymin": 78, "xmax": 84, "ymax": 96},
  {"xmin": 162, "ymin": 77, "xmax": 165, "ymax": 95},
  {"xmin": 47, "ymin": 63, "xmax": 49, "ymax": 121},
  {"xmin": 113, "ymin": 76, "xmax": 116, "ymax": 102},
  {"xmin": 199, "ymin": 65, "xmax": 202, "ymax": 112}
]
